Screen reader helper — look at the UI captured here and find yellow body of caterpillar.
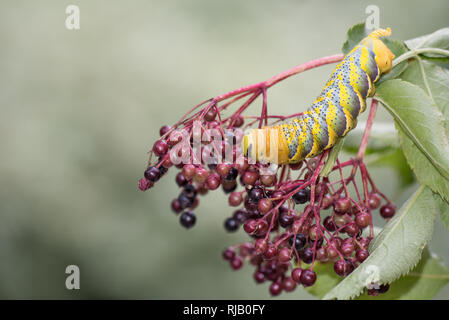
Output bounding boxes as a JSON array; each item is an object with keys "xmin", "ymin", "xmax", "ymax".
[{"xmin": 242, "ymin": 28, "xmax": 395, "ymax": 165}]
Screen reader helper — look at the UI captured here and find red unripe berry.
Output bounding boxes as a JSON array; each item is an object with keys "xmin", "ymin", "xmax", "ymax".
[
  {"xmin": 228, "ymin": 192, "xmax": 243, "ymax": 206},
  {"xmin": 357, "ymin": 237, "xmax": 371, "ymax": 249},
  {"xmin": 204, "ymin": 108, "xmax": 217, "ymax": 122},
  {"xmin": 253, "ymin": 271, "xmax": 265, "ymax": 284},
  {"xmin": 256, "ymin": 220, "xmax": 268, "ymax": 235},
  {"xmin": 291, "ymin": 268, "xmax": 302, "ymax": 283},
  {"xmin": 282, "ymin": 277, "xmax": 297, "ymax": 292},
  {"xmin": 322, "ymin": 194, "xmax": 334, "ymax": 209},
  {"xmin": 334, "ymin": 197, "xmax": 351, "ymax": 214},
  {"xmin": 355, "ymin": 212, "xmax": 371, "ymax": 228},
  {"xmin": 269, "ymin": 281, "xmax": 282, "ymax": 296},
  {"xmin": 278, "ymin": 248, "xmax": 292, "ymax": 263},
  {"xmin": 344, "ymin": 222, "xmax": 359, "ymax": 236},
  {"xmin": 334, "ymin": 259, "xmax": 354, "ymax": 276},
  {"xmin": 254, "ymin": 239, "xmax": 268, "ymax": 255},
  {"xmin": 222, "ymin": 248, "xmax": 235, "ymax": 261},
  {"xmin": 334, "ymin": 215, "xmax": 348, "ymax": 227},
  {"xmin": 326, "ymin": 246, "xmax": 338, "ymax": 260},
  {"xmin": 356, "ymin": 249, "xmax": 369, "ymax": 262},
  {"xmin": 216, "ymin": 163, "xmax": 231, "ymax": 177},
  {"xmin": 193, "ymin": 167, "xmax": 209, "ymax": 183},
  {"xmin": 300, "ymin": 269, "xmax": 317, "ymax": 287},
  {"xmin": 369, "ymin": 193, "xmax": 382, "ymax": 209},
  {"xmin": 341, "ymin": 242, "xmax": 355, "ymax": 257},
  {"xmin": 257, "ymin": 199, "xmax": 273, "ymax": 214},
  {"xmin": 380, "ymin": 203, "xmax": 396, "ymax": 219},
  {"xmin": 243, "ymin": 219, "xmax": 257, "ymax": 234},
  {"xmin": 159, "ymin": 125, "xmax": 171, "ymax": 137},
  {"xmin": 264, "ymin": 245, "xmax": 278, "ymax": 259},
  {"xmin": 205, "ymin": 174, "xmax": 220, "ymax": 190},
  {"xmin": 182, "ymin": 164, "xmax": 196, "ymax": 179},
  {"xmin": 232, "ymin": 115, "xmax": 244, "ymax": 128},
  {"xmin": 171, "ymin": 199, "xmax": 183, "ymax": 213},
  {"xmin": 241, "ymin": 171, "xmax": 259, "ymax": 186},
  {"xmin": 260, "ymin": 174, "xmax": 276, "ymax": 187},
  {"xmin": 153, "ymin": 140, "xmax": 169, "ymax": 157},
  {"xmin": 230, "ymin": 257, "xmax": 243, "ymax": 270},
  {"xmin": 316, "ymin": 247, "xmax": 327, "ymax": 262}
]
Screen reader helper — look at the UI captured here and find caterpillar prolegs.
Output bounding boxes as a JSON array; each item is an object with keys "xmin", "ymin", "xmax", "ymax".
[{"xmin": 242, "ymin": 28, "xmax": 395, "ymax": 165}]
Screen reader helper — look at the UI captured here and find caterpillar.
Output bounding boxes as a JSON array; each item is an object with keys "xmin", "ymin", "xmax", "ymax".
[{"xmin": 242, "ymin": 28, "xmax": 395, "ymax": 165}]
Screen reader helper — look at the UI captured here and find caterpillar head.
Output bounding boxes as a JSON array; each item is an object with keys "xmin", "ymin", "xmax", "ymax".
[{"xmin": 361, "ymin": 28, "xmax": 395, "ymax": 74}]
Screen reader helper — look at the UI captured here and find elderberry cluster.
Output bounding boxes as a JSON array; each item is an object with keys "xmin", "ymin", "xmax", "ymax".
[{"xmin": 140, "ymin": 116, "xmax": 396, "ymax": 297}]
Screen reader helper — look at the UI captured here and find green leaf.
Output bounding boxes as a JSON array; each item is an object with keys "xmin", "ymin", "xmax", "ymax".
[
  {"xmin": 391, "ymin": 61, "xmax": 449, "ymax": 202},
  {"xmin": 320, "ymin": 138, "xmax": 345, "ymax": 178},
  {"xmin": 400, "ymin": 60, "xmax": 449, "ymax": 132},
  {"xmin": 323, "ymin": 186, "xmax": 437, "ymax": 300},
  {"xmin": 397, "ymin": 129, "xmax": 449, "ymax": 202},
  {"xmin": 422, "ymin": 56, "xmax": 449, "ymax": 70},
  {"xmin": 342, "ymin": 22, "xmax": 366, "ymax": 55},
  {"xmin": 434, "ymin": 193, "xmax": 449, "ymax": 231},
  {"xmin": 405, "ymin": 28, "xmax": 449, "ymax": 56},
  {"xmin": 375, "ymin": 80, "xmax": 449, "ymax": 192},
  {"xmin": 355, "ymin": 249, "xmax": 449, "ymax": 299}
]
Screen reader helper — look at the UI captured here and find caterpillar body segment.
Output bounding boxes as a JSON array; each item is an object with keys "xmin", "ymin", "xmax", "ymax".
[{"xmin": 242, "ymin": 28, "xmax": 395, "ymax": 165}]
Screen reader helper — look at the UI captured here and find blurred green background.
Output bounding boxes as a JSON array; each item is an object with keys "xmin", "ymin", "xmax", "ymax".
[{"xmin": 0, "ymin": 0, "xmax": 448, "ymax": 299}]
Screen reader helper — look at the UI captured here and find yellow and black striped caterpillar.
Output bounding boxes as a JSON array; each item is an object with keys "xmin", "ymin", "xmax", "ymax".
[{"xmin": 242, "ymin": 28, "xmax": 395, "ymax": 165}]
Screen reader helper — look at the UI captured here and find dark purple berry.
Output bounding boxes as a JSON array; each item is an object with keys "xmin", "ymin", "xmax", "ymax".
[
  {"xmin": 178, "ymin": 194, "xmax": 193, "ymax": 209},
  {"xmin": 224, "ymin": 167, "xmax": 238, "ymax": 181},
  {"xmin": 144, "ymin": 166, "xmax": 160, "ymax": 182},
  {"xmin": 176, "ymin": 172, "xmax": 188, "ymax": 187},
  {"xmin": 289, "ymin": 233, "xmax": 307, "ymax": 251},
  {"xmin": 180, "ymin": 211, "xmax": 196, "ymax": 228},
  {"xmin": 233, "ymin": 209, "xmax": 248, "ymax": 224},
  {"xmin": 279, "ymin": 212, "xmax": 294, "ymax": 228},
  {"xmin": 299, "ymin": 247, "xmax": 314, "ymax": 264},
  {"xmin": 292, "ymin": 188, "xmax": 310, "ymax": 204},
  {"xmin": 222, "ymin": 179, "xmax": 237, "ymax": 194},
  {"xmin": 224, "ymin": 217, "xmax": 239, "ymax": 232},
  {"xmin": 248, "ymin": 187, "xmax": 264, "ymax": 203},
  {"xmin": 323, "ymin": 216, "xmax": 337, "ymax": 231}
]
